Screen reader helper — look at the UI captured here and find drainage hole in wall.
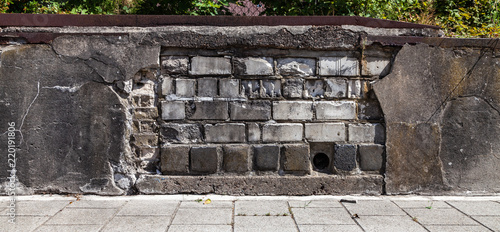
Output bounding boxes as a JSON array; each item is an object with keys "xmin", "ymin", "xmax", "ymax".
[{"xmin": 313, "ymin": 153, "xmax": 329, "ymax": 170}]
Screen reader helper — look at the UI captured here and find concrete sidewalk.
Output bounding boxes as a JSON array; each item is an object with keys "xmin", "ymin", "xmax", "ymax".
[{"xmin": 1, "ymin": 195, "xmax": 499, "ymax": 232}]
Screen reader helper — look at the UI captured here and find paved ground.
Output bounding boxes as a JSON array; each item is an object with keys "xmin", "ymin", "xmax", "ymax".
[{"xmin": 1, "ymin": 195, "xmax": 499, "ymax": 232}]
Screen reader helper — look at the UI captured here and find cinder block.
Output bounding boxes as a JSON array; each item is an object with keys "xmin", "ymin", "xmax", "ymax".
[
  {"xmin": 197, "ymin": 78, "xmax": 218, "ymax": 97},
  {"xmin": 161, "ymin": 56, "xmax": 188, "ymax": 74},
  {"xmin": 188, "ymin": 101, "xmax": 228, "ymax": 120},
  {"xmin": 309, "ymin": 143, "xmax": 334, "ymax": 172},
  {"xmin": 241, "ymin": 80, "xmax": 260, "ymax": 99},
  {"xmin": 282, "ymin": 79, "xmax": 304, "ymax": 98},
  {"xmin": 273, "ymin": 101, "xmax": 313, "ymax": 120},
  {"xmin": 219, "ymin": 79, "xmax": 240, "ymax": 98},
  {"xmin": 358, "ymin": 101, "xmax": 383, "ymax": 121},
  {"xmin": 277, "ymin": 58, "xmax": 316, "ymax": 77},
  {"xmin": 348, "ymin": 123, "xmax": 385, "ymax": 144},
  {"xmin": 190, "ymin": 56, "xmax": 231, "ymax": 75},
  {"xmin": 359, "ymin": 144, "xmax": 384, "ymax": 171},
  {"xmin": 305, "ymin": 123, "xmax": 346, "ymax": 142},
  {"xmin": 205, "ymin": 123, "xmax": 246, "ymax": 143},
  {"xmin": 160, "ymin": 76, "xmax": 173, "ymax": 96},
  {"xmin": 262, "ymin": 123, "xmax": 303, "ymax": 142},
  {"xmin": 362, "ymin": 57, "xmax": 391, "ymax": 76},
  {"xmin": 281, "ymin": 144, "xmax": 311, "ymax": 174},
  {"xmin": 325, "ymin": 78, "xmax": 347, "ymax": 98},
  {"xmin": 160, "ymin": 123, "xmax": 203, "ymax": 144},
  {"xmin": 222, "ymin": 145, "xmax": 250, "ymax": 173},
  {"xmin": 230, "ymin": 101, "xmax": 271, "ymax": 121},
  {"xmin": 304, "ymin": 80, "xmax": 325, "ymax": 98},
  {"xmin": 247, "ymin": 123, "xmax": 261, "ymax": 142},
  {"xmin": 319, "ymin": 57, "xmax": 359, "ymax": 76},
  {"xmin": 315, "ymin": 101, "xmax": 356, "ymax": 120},
  {"xmin": 176, "ymin": 79, "xmax": 196, "ymax": 97},
  {"xmin": 334, "ymin": 144, "xmax": 357, "ymax": 171},
  {"xmin": 261, "ymin": 80, "xmax": 281, "ymax": 98},
  {"xmin": 253, "ymin": 145, "xmax": 280, "ymax": 171},
  {"xmin": 161, "ymin": 145, "xmax": 190, "ymax": 174},
  {"xmin": 131, "ymin": 134, "xmax": 158, "ymax": 148},
  {"xmin": 161, "ymin": 101, "xmax": 185, "ymax": 120},
  {"xmin": 234, "ymin": 57, "xmax": 274, "ymax": 75},
  {"xmin": 190, "ymin": 146, "xmax": 220, "ymax": 174},
  {"xmin": 347, "ymin": 79, "xmax": 362, "ymax": 99}
]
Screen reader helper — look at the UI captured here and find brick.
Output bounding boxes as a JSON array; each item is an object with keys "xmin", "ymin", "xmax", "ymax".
[
  {"xmin": 319, "ymin": 57, "xmax": 359, "ymax": 76},
  {"xmin": 325, "ymin": 78, "xmax": 347, "ymax": 98},
  {"xmin": 304, "ymin": 80, "xmax": 325, "ymax": 98},
  {"xmin": 134, "ymin": 107, "xmax": 158, "ymax": 119},
  {"xmin": 281, "ymin": 144, "xmax": 311, "ymax": 174},
  {"xmin": 305, "ymin": 123, "xmax": 346, "ymax": 142},
  {"xmin": 359, "ymin": 144, "xmax": 384, "ymax": 171},
  {"xmin": 138, "ymin": 147, "xmax": 159, "ymax": 159},
  {"xmin": 131, "ymin": 134, "xmax": 158, "ymax": 148},
  {"xmin": 334, "ymin": 144, "xmax": 357, "ymax": 171},
  {"xmin": 205, "ymin": 123, "xmax": 246, "ymax": 143},
  {"xmin": 273, "ymin": 101, "xmax": 313, "ymax": 120},
  {"xmin": 176, "ymin": 79, "xmax": 196, "ymax": 97},
  {"xmin": 261, "ymin": 80, "xmax": 281, "ymax": 98},
  {"xmin": 161, "ymin": 56, "xmax": 188, "ymax": 74},
  {"xmin": 222, "ymin": 145, "xmax": 250, "ymax": 173},
  {"xmin": 161, "ymin": 101, "xmax": 185, "ymax": 120},
  {"xmin": 282, "ymin": 79, "xmax": 304, "ymax": 98},
  {"xmin": 362, "ymin": 57, "xmax": 391, "ymax": 76},
  {"xmin": 230, "ymin": 101, "xmax": 271, "ymax": 121},
  {"xmin": 190, "ymin": 56, "xmax": 231, "ymax": 75},
  {"xmin": 241, "ymin": 80, "xmax": 260, "ymax": 99},
  {"xmin": 348, "ymin": 123, "xmax": 385, "ymax": 144},
  {"xmin": 234, "ymin": 57, "xmax": 274, "ymax": 75},
  {"xmin": 262, "ymin": 123, "xmax": 303, "ymax": 142},
  {"xmin": 347, "ymin": 79, "xmax": 362, "ymax": 99},
  {"xmin": 277, "ymin": 58, "xmax": 316, "ymax": 77},
  {"xmin": 247, "ymin": 123, "xmax": 261, "ymax": 142},
  {"xmin": 197, "ymin": 78, "xmax": 218, "ymax": 97},
  {"xmin": 253, "ymin": 145, "xmax": 280, "ymax": 171},
  {"xmin": 358, "ymin": 101, "xmax": 383, "ymax": 121},
  {"xmin": 160, "ymin": 123, "xmax": 203, "ymax": 144},
  {"xmin": 161, "ymin": 145, "xmax": 190, "ymax": 174},
  {"xmin": 309, "ymin": 143, "xmax": 334, "ymax": 172},
  {"xmin": 219, "ymin": 79, "xmax": 240, "ymax": 98},
  {"xmin": 140, "ymin": 120, "xmax": 158, "ymax": 133},
  {"xmin": 160, "ymin": 76, "xmax": 173, "ymax": 96},
  {"xmin": 315, "ymin": 101, "xmax": 356, "ymax": 120},
  {"xmin": 190, "ymin": 146, "xmax": 220, "ymax": 174},
  {"xmin": 188, "ymin": 101, "xmax": 228, "ymax": 120}
]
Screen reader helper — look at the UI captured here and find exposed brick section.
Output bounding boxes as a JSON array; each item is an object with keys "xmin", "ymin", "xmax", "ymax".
[
  {"xmin": 253, "ymin": 145, "xmax": 280, "ymax": 171},
  {"xmin": 348, "ymin": 123, "xmax": 385, "ymax": 144},
  {"xmin": 282, "ymin": 79, "xmax": 304, "ymax": 98},
  {"xmin": 219, "ymin": 79, "xmax": 240, "ymax": 98},
  {"xmin": 197, "ymin": 78, "xmax": 218, "ymax": 97},
  {"xmin": 222, "ymin": 145, "xmax": 250, "ymax": 173},
  {"xmin": 319, "ymin": 57, "xmax": 359, "ymax": 76},
  {"xmin": 359, "ymin": 144, "xmax": 384, "ymax": 171},
  {"xmin": 234, "ymin": 57, "xmax": 274, "ymax": 76},
  {"xmin": 161, "ymin": 101, "xmax": 185, "ymax": 120},
  {"xmin": 262, "ymin": 123, "xmax": 303, "ymax": 142},
  {"xmin": 261, "ymin": 80, "xmax": 281, "ymax": 98},
  {"xmin": 334, "ymin": 144, "xmax": 357, "ymax": 171},
  {"xmin": 188, "ymin": 101, "xmax": 228, "ymax": 120},
  {"xmin": 161, "ymin": 56, "xmax": 188, "ymax": 74},
  {"xmin": 305, "ymin": 123, "xmax": 346, "ymax": 142},
  {"xmin": 160, "ymin": 76, "xmax": 173, "ymax": 96},
  {"xmin": 281, "ymin": 144, "xmax": 311, "ymax": 174},
  {"xmin": 304, "ymin": 80, "xmax": 325, "ymax": 98},
  {"xmin": 358, "ymin": 101, "xmax": 384, "ymax": 120},
  {"xmin": 190, "ymin": 146, "xmax": 220, "ymax": 174},
  {"xmin": 131, "ymin": 134, "xmax": 158, "ymax": 148},
  {"xmin": 160, "ymin": 123, "xmax": 203, "ymax": 144},
  {"xmin": 190, "ymin": 56, "xmax": 231, "ymax": 75},
  {"xmin": 175, "ymin": 79, "xmax": 196, "ymax": 97},
  {"xmin": 205, "ymin": 123, "xmax": 246, "ymax": 143},
  {"xmin": 277, "ymin": 58, "xmax": 316, "ymax": 77},
  {"xmin": 161, "ymin": 145, "xmax": 190, "ymax": 174},
  {"xmin": 230, "ymin": 101, "xmax": 271, "ymax": 121},
  {"xmin": 315, "ymin": 101, "xmax": 357, "ymax": 120},
  {"xmin": 325, "ymin": 78, "xmax": 347, "ymax": 98},
  {"xmin": 273, "ymin": 101, "xmax": 313, "ymax": 120},
  {"xmin": 134, "ymin": 108, "xmax": 158, "ymax": 120},
  {"xmin": 247, "ymin": 123, "xmax": 261, "ymax": 142},
  {"xmin": 362, "ymin": 57, "xmax": 391, "ymax": 76},
  {"xmin": 347, "ymin": 79, "xmax": 362, "ymax": 99},
  {"xmin": 241, "ymin": 80, "xmax": 260, "ymax": 99}
]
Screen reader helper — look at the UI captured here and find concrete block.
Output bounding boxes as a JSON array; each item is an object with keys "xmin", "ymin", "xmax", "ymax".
[
  {"xmin": 281, "ymin": 144, "xmax": 311, "ymax": 173},
  {"xmin": 315, "ymin": 101, "xmax": 356, "ymax": 120},
  {"xmin": 241, "ymin": 80, "xmax": 260, "ymax": 99},
  {"xmin": 190, "ymin": 146, "xmax": 220, "ymax": 174},
  {"xmin": 222, "ymin": 145, "xmax": 250, "ymax": 173},
  {"xmin": 262, "ymin": 123, "xmax": 303, "ymax": 142},
  {"xmin": 309, "ymin": 142, "xmax": 334, "ymax": 172},
  {"xmin": 261, "ymin": 80, "xmax": 281, "ymax": 98},
  {"xmin": 273, "ymin": 101, "xmax": 313, "ymax": 120},
  {"xmin": 190, "ymin": 56, "xmax": 231, "ymax": 75},
  {"xmin": 230, "ymin": 101, "xmax": 271, "ymax": 121},
  {"xmin": 362, "ymin": 57, "xmax": 391, "ymax": 76},
  {"xmin": 161, "ymin": 145, "xmax": 190, "ymax": 174},
  {"xmin": 305, "ymin": 123, "xmax": 346, "ymax": 142},
  {"xmin": 304, "ymin": 80, "xmax": 325, "ymax": 98},
  {"xmin": 219, "ymin": 79, "xmax": 240, "ymax": 98},
  {"xmin": 277, "ymin": 58, "xmax": 316, "ymax": 77},
  {"xmin": 176, "ymin": 79, "xmax": 196, "ymax": 97},
  {"xmin": 348, "ymin": 79, "xmax": 362, "ymax": 99},
  {"xmin": 334, "ymin": 144, "xmax": 357, "ymax": 171},
  {"xmin": 197, "ymin": 78, "xmax": 218, "ymax": 97},
  {"xmin": 325, "ymin": 78, "xmax": 347, "ymax": 98},
  {"xmin": 161, "ymin": 101, "xmax": 185, "ymax": 120},
  {"xmin": 253, "ymin": 145, "xmax": 280, "ymax": 171},
  {"xmin": 161, "ymin": 56, "xmax": 188, "ymax": 74},
  {"xmin": 319, "ymin": 57, "xmax": 359, "ymax": 76},
  {"xmin": 205, "ymin": 123, "xmax": 246, "ymax": 143},
  {"xmin": 359, "ymin": 144, "xmax": 384, "ymax": 171},
  {"xmin": 358, "ymin": 101, "xmax": 384, "ymax": 120},
  {"xmin": 160, "ymin": 76, "xmax": 173, "ymax": 96},
  {"xmin": 188, "ymin": 101, "xmax": 228, "ymax": 120},
  {"xmin": 234, "ymin": 57, "xmax": 274, "ymax": 75},
  {"xmin": 247, "ymin": 123, "xmax": 261, "ymax": 142},
  {"xmin": 160, "ymin": 123, "xmax": 203, "ymax": 144},
  {"xmin": 348, "ymin": 123, "xmax": 385, "ymax": 144},
  {"xmin": 282, "ymin": 79, "xmax": 304, "ymax": 98}
]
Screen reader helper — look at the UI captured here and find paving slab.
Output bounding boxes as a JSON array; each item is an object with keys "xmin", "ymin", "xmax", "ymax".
[
  {"xmin": 171, "ymin": 208, "xmax": 232, "ymax": 225},
  {"xmin": 34, "ymin": 224, "xmax": 102, "ymax": 232},
  {"xmin": 235, "ymin": 201, "xmax": 289, "ymax": 216},
  {"xmin": 288, "ymin": 200, "xmax": 343, "ymax": 208},
  {"xmin": 473, "ymin": 216, "xmax": 500, "ymax": 231},
  {"xmin": 342, "ymin": 200, "xmax": 406, "ymax": 216},
  {"xmin": 101, "ymin": 216, "xmax": 171, "ymax": 232},
  {"xmin": 292, "ymin": 207, "xmax": 355, "ymax": 225},
  {"xmin": 447, "ymin": 201, "xmax": 500, "ymax": 216},
  {"xmin": 425, "ymin": 225, "xmax": 491, "ymax": 232},
  {"xmin": 392, "ymin": 200, "xmax": 451, "ymax": 209},
  {"xmin": 355, "ymin": 216, "xmax": 427, "ymax": 232},
  {"xmin": 298, "ymin": 225, "xmax": 363, "ymax": 232},
  {"xmin": 117, "ymin": 200, "xmax": 178, "ymax": 216},
  {"xmin": 168, "ymin": 225, "xmax": 232, "ymax": 232},
  {"xmin": 0, "ymin": 216, "xmax": 50, "ymax": 232},
  {"xmin": 234, "ymin": 216, "xmax": 297, "ymax": 232},
  {"xmin": 44, "ymin": 208, "xmax": 117, "ymax": 225},
  {"xmin": 67, "ymin": 200, "xmax": 127, "ymax": 208},
  {"xmin": 14, "ymin": 201, "xmax": 69, "ymax": 216},
  {"xmin": 405, "ymin": 208, "xmax": 479, "ymax": 225},
  {"xmin": 180, "ymin": 200, "xmax": 233, "ymax": 208}
]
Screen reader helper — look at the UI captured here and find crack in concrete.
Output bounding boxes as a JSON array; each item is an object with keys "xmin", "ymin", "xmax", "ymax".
[{"xmin": 18, "ymin": 80, "xmax": 40, "ymax": 145}]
